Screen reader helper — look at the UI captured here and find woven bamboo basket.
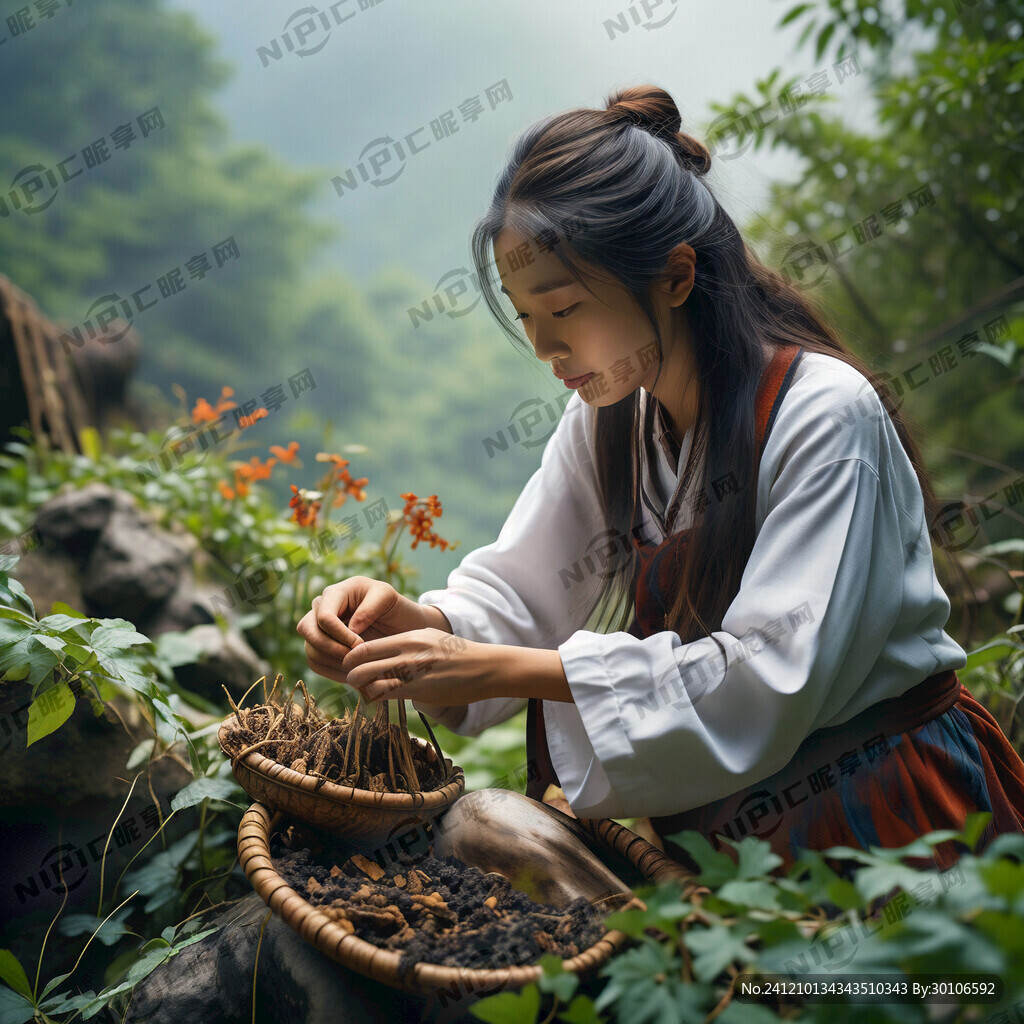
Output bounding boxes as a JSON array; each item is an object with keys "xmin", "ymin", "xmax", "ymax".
[
  {"xmin": 238, "ymin": 801, "xmax": 697, "ymax": 996},
  {"xmin": 219, "ymin": 719, "xmax": 465, "ymax": 848}
]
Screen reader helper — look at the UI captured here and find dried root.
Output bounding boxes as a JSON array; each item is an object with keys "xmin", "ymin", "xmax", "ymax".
[{"xmin": 221, "ymin": 675, "xmax": 449, "ymax": 795}]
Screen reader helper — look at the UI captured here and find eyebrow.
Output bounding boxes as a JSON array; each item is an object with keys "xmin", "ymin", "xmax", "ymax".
[{"xmin": 499, "ymin": 276, "xmax": 577, "ymax": 298}]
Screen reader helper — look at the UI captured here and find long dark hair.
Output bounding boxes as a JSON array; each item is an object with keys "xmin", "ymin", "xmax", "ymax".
[{"xmin": 470, "ymin": 83, "xmax": 972, "ymax": 649}]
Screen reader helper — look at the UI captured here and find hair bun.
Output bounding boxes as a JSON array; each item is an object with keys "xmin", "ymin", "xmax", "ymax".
[{"xmin": 604, "ymin": 85, "xmax": 712, "ymax": 177}]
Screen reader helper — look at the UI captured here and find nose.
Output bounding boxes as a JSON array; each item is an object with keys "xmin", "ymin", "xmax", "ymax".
[{"xmin": 527, "ymin": 323, "xmax": 571, "ymax": 365}]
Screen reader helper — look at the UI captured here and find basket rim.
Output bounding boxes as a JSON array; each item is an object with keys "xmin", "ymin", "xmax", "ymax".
[
  {"xmin": 219, "ymin": 718, "xmax": 465, "ymax": 811},
  {"xmin": 238, "ymin": 801, "xmax": 638, "ymax": 995}
]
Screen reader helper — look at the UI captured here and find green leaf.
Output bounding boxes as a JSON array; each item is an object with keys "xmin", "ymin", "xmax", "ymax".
[
  {"xmin": 0, "ymin": 577, "xmax": 34, "ymax": 618},
  {"xmin": 718, "ymin": 1001, "xmax": 787, "ymax": 1024},
  {"xmin": 0, "ymin": 624, "xmax": 61, "ymax": 688},
  {"xmin": 814, "ymin": 21, "xmax": 837, "ymax": 61},
  {"xmin": 975, "ymin": 538, "xmax": 1024, "ymax": 557},
  {"xmin": 90, "ymin": 623, "xmax": 152, "ymax": 653},
  {"xmin": 595, "ymin": 942, "xmax": 710, "ymax": 1023},
  {"xmin": 795, "ymin": 17, "xmax": 817, "ymax": 51},
  {"xmin": 0, "ymin": 986, "xmax": 35, "ymax": 1024},
  {"xmin": 683, "ymin": 923, "xmax": 756, "ymax": 983},
  {"xmin": 715, "ymin": 879, "xmax": 780, "ymax": 910},
  {"xmin": 722, "ymin": 836, "xmax": 784, "ymax": 879},
  {"xmin": 950, "ymin": 811, "xmax": 991, "ymax": 851},
  {"xmin": 126, "ymin": 738, "xmax": 157, "ymax": 770},
  {"xmin": 154, "ymin": 631, "xmax": 203, "ymax": 668},
  {"xmin": 59, "ymin": 908, "xmax": 133, "ymax": 947},
  {"xmin": 777, "ymin": 3, "xmax": 813, "ymax": 29},
  {"xmin": 31, "ymin": 634, "xmax": 65, "ymax": 653},
  {"xmin": 982, "ymin": 832, "xmax": 1024, "ymax": 862},
  {"xmin": 47, "ymin": 602, "xmax": 88, "ymax": 619},
  {"xmin": 170, "ymin": 926, "xmax": 217, "ymax": 950},
  {"xmin": 0, "ymin": 607, "xmax": 33, "ymax": 626},
  {"xmin": 79, "ymin": 426, "xmax": 102, "ymax": 461},
  {"xmin": 662, "ymin": 830, "xmax": 737, "ymax": 887},
  {"xmin": 973, "ymin": 340, "xmax": 1018, "ymax": 367},
  {"xmin": 38, "ymin": 972, "xmax": 70, "ymax": 1001},
  {"xmin": 170, "ymin": 776, "xmax": 237, "ymax": 812},
  {"xmin": 469, "ymin": 984, "xmax": 540, "ymax": 1023},
  {"xmin": 27, "ymin": 682, "xmax": 76, "ymax": 745},
  {"xmin": 965, "ymin": 640, "xmax": 1020, "ymax": 670},
  {"xmin": 37, "ymin": 613, "xmax": 95, "ymax": 638},
  {"xmin": 825, "ymin": 878, "xmax": 862, "ymax": 910},
  {"xmin": 0, "ymin": 951, "xmax": 31, "ymax": 1000},
  {"xmin": 602, "ymin": 881, "xmax": 691, "ymax": 939},
  {"xmin": 536, "ymin": 952, "xmax": 578, "ymax": 1002},
  {"xmin": 555, "ymin": 994, "xmax": 603, "ymax": 1024}
]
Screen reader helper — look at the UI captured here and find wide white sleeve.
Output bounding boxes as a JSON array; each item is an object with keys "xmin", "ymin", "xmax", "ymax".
[
  {"xmin": 413, "ymin": 391, "xmax": 606, "ymax": 737},
  {"xmin": 549, "ymin": 367, "xmax": 914, "ymax": 819}
]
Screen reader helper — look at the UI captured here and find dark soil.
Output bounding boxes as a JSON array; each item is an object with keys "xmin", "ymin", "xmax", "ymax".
[{"xmin": 269, "ymin": 825, "xmax": 607, "ymax": 979}]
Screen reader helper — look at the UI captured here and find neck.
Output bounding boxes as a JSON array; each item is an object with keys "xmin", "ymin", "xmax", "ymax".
[{"xmin": 645, "ymin": 342, "xmax": 701, "ymax": 443}]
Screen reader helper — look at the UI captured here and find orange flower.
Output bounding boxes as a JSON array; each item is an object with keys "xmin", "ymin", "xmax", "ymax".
[
  {"xmin": 316, "ymin": 452, "xmax": 349, "ymax": 468},
  {"xmin": 245, "ymin": 455, "xmax": 277, "ymax": 481},
  {"xmin": 238, "ymin": 407, "xmax": 269, "ymax": 430},
  {"xmin": 314, "ymin": 451, "xmax": 368, "ymax": 506},
  {"xmin": 217, "ymin": 480, "xmax": 235, "ymax": 500},
  {"xmin": 191, "ymin": 386, "xmax": 236, "ymax": 425},
  {"xmin": 288, "ymin": 484, "xmax": 322, "ymax": 530},
  {"xmin": 399, "ymin": 491, "xmax": 455, "ymax": 551},
  {"xmin": 270, "ymin": 441, "xmax": 300, "ymax": 463},
  {"xmin": 191, "ymin": 398, "xmax": 218, "ymax": 425},
  {"xmin": 338, "ymin": 468, "xmax": 368, "ymax": 502}
]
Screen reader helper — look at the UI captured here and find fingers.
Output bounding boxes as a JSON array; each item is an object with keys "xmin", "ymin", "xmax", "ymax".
[
  {"xmin": 304, "ymin": 646, "xmax": 348, "ymax": 686},
  {"xmin": 295, "ymin": 602, "xmax": 353, "ymax": 670},
  {"xmin": 359, "ymin": 677, "xmax": 406, "ymax": 703},
  {"xmin": 342, "ymin": 643, "xmax": 417, "ymax": 699},
  {"xmin": 346, "ymin": 580, "xmax": 400, "ymax": 637},
  {"xmin": 312, "ymin": 584, "xmax": 367, "ymax": 649}
]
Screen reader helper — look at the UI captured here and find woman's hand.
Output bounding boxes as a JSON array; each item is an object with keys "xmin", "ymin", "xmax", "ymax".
[
  {"xmin": 296, "ymin": 576, "xmax": 450, "ymax": 681},
  {"xmin": 340, "ymin": 633, "xmax": 574, "ymax": 707},
  {"xmin": 338, "ymin": 628, "xmax": 488, "ymax": 704}
]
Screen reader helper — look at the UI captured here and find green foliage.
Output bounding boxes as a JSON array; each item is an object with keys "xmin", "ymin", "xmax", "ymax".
[
  {"xmin": 0, "ymin": 553, "xmax": 196, "ymax": 750},
  {"xmin": 0, "ymin": 921, "xmax": 217, "ymax": 1024},
  {"xmin": 0, "ymin": 410, "xmax": 425, "ymax": 689},
  {"xmin": 472, "ymin": 819, "xmax": 1024, "ymax": 1024},
  {"xmin": 708, "ymin": 0, "xmax": 1024, "ymax": 537}
]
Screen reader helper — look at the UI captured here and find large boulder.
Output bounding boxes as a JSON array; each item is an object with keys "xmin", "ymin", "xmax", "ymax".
[
  {"xmin": 171, "ymin": 623, "xmax": 272, "ymax": 701},
  {"xmin": 81, "ymin": 506, "xmax": 190, "ymax": 620},
  {"xmin": 7, "ymin": 544, "xmax": 85, "ymax": 617},
  {"xmin": 122, "ymin": 893, "xmax": 483, "ymax": 1024},
  {"xmin": 139, "ymin": 577, "xmax": 227, "ymax": 636},
  {"xmin": 33, "ymin": 482, "xmax": 129, "ymax": 561}
]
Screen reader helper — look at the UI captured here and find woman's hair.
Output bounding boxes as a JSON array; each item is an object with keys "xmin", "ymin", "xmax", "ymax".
[{"xmin": 469, "ymin": 83, "xmax": 973, "ymax": 648}]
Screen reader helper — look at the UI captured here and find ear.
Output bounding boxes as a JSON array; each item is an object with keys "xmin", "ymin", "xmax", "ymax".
[{"xmin": 655, "ymin": 244, "xmax": 696, "ymax": 307}]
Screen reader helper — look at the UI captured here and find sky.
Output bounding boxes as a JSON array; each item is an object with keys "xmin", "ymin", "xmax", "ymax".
[{"xmin": 164, "ymin": 0, "xmax": 878, "ymax": 291}]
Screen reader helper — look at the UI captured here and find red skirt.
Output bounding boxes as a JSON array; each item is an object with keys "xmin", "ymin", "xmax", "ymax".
[{"xmin": 651, "ymin": 673, "xmax": 1024, "ymax": 875}]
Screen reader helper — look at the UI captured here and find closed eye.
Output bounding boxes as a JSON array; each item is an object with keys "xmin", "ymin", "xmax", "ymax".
[{"xmin": 513, "ymin": 303, "xmax": 579, "ymax": 321}]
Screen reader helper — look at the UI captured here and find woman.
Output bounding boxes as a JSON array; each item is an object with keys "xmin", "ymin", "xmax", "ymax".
[{"xmin": 297, "ymin": 84, "xmax": 1024, "ymax": 880}]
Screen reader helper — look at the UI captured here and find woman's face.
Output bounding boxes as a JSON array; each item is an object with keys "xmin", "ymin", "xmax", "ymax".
[{"xmin": 494, "ymin": 226, "xmax": 681, "ymax": 406}]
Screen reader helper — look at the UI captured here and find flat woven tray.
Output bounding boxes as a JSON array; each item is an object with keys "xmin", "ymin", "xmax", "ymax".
[{"xmin": 237, "ymin": 801, "xmax": 695, "ymax": 996}]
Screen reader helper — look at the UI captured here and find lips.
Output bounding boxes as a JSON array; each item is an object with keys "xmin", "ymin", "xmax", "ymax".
[{"xmin": 557, "ymin": 371, "xmax": 595, "ymax": 389}]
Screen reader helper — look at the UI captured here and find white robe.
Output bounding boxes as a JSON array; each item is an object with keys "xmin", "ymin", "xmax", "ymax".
[{"xmin": 413, "ymin": 352, "xmax": 967, "ymax": 820}]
